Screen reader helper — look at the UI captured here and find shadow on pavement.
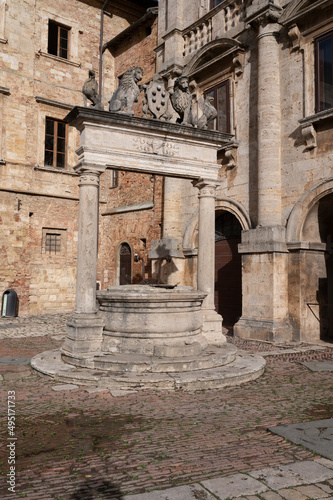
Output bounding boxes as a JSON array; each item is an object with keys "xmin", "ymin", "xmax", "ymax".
[{"xmin": 70, "ymin": 478, "xmax": 124, "ymax": 499}]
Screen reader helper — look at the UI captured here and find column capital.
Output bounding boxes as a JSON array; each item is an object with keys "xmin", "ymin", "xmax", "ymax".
[
  {"xmin": 193, "ymin": 178, "xmax": 219, "ymax": 198},
  {"xmin": 75, "ymin": 163, "xmax": 105, "ymax": 176},
  {"xmin": 245, "ymin": 4, "xmax": 282, "ymax": 30}
]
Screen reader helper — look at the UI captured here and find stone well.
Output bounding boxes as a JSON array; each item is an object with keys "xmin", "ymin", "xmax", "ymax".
[
  {"xmin": 32, "ymin": 284, "xmax": 265, "ymax": 392},
  {"xmin": 31, "ymin": 108, "xmax": 265, "ymax": 392}
]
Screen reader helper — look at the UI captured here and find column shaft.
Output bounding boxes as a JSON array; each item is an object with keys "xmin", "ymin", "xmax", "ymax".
[
  {"xmin": 257, "ymin": 23, "xmax": 282, "ymax": 227},
  {"xmin": 75, "ymin": 170, "xmax": 100, "ymax": 314},
  {"xmin": 196, "ymin": 179, "xmax": 225, "ymax": 345}
]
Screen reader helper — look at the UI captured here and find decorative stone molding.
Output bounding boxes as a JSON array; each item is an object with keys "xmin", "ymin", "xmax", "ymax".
[
  {"xmin": 232, "ymin": 51, "xmax": 245, "ymax": 77},
  {"xmin": 287, "ymin": 24, "xmax": 302, "ymax": 52},
  {"xmin": 36, "ymin": 51, "xmax": 81, "ymax": 68},
  {"xmin": 245, "ymin": 3, "xmax": 283, "ymax": 29},
  {"xmin": 300, "ymin": 123, "xmax": 317, "ymax": 151},
  {"xmin": 0, "ymin": 85, "xmax": 10, "ymax": 95},
  {"xmin": 286, "ymin": 176, "xmax": 333, "ymax": 243},
  {"xmin": 195, "ymin": 178, "xmax": 218, "ymax": 198},
  {"xmin": 219, "ymin": 141, "xmax": 239, "ymax": 169},
  {"xmin": 35, "ymin": 96, "xmax": 73, "ymax": 110},
  {"xmin": 102, "ymin": 202, "xmax": 154, "ymax": 216},
  {"xmin": 299, "ymin": 108, "xmax": 333, "ymax": 151}
]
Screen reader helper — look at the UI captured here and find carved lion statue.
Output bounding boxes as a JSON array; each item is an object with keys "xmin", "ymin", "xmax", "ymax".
[
  {"xmin": 109, "ymin": 66, "xmax": 144, "ymax": 116},
  {"xmin": 170, "ymin": 76, "xmax": 193, "ymax": 126}
]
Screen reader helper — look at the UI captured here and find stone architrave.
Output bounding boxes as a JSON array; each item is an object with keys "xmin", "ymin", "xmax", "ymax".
[
  {"xmin": 195, "ymin": 178, "xmax": 226, "ymax": 345},
  {"xmin": 65, "ymin": 107, "xmax": 232, "ymax": 180}
]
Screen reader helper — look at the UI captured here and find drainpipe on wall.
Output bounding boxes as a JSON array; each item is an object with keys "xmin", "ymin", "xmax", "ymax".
[{"xmin": 99, "ymin": 0, "xmax": 110, "ymax": 108}]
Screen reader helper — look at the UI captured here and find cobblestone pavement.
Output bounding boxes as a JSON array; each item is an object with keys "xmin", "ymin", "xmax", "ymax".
[{"xmin": 0, "ymin": 314, "xmax": 333, "ymax": 499}]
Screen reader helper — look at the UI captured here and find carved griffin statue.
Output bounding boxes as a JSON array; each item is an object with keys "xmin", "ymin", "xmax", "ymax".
[
  {"xmin": 82, "ymin": 70, "xmax": 101, "ymax": 109},
  {"xmin": 109, "ymin": 66, "xmax": 145, "ymax": 116},
  {"xmin": 170, "ymin": 76, "xmax": 193, "ymax": 126},
  {"xmin": 197, "ymin": 95, "xmax": 218, "ymax": 129}
]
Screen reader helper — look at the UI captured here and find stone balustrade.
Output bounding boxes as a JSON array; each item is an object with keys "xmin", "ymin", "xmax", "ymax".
[
  {"xmin": 183, "ymin": 18, "xmax": 213, "ymax": 58},
  {"xmin": 182, "ymin": 0, "xmax": 249, "ymax": 59}
]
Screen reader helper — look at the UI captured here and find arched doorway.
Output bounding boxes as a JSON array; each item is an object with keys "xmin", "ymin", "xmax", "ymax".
[
  {"xmin": 119, "ymin": 243, "xmax": 132, "ymax": 285},
  {"xmin": 214, "ymin": 211, "xmax": 242, "ymax": 331}
]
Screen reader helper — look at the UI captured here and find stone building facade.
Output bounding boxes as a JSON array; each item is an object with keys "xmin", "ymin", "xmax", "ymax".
[
  {"xmin": 0, "ymin": 0, "xmax": 159, "ymax": 315},
  {"xmin": 152, "ymin": 0, "xmax": 333, "ymax": 343}
]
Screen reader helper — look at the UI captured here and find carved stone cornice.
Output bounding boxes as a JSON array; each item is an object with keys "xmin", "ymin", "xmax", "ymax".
[{"xmin": 245, "ymin": 3, "xmax": 283, "ymax": 29}]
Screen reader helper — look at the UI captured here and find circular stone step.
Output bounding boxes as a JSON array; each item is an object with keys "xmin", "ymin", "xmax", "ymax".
[
  {"xmin": 61, "ymin": 343, "xmax": 237, "ymax": 373},
  {"xmin": 31, "ymin": 348, "xmax": 266, "ymax": 392}
]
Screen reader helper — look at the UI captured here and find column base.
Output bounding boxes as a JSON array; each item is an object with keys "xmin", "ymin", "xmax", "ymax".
[
  {"xmin": 234, "ymin": 316, "xmax": 293, "ymax": 343},
  {"xmin": 201, "ymin": 309, "xmax": 226, "ymax": 345},
  {"xmin": 62, "ymin": 312, "xmax": 105, "ymax": 356}
]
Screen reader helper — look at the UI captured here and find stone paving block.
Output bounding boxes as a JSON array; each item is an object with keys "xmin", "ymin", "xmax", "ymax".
[
  {"xmin": 84, "ymin": 387, "xmax": 109, "ymax": 393},
  {"xmin": 3, "ymin": 369, "xmax": 32, "ymax": 380},
  {"xmin": 316, "ymin": 482, "xmax": 333, "ymax": 493},
  {"xmin": 249, "ymin": 461, "xmax": 333, "ymax": 490},
  {"xmin": 51, "ymin": 384, "xmax": 79, "ymax": 391},
  {"xmin": 301, "ymin": 361, "xmax": 333, "ymax": 372},
  {"xmin": 277, "ymin": 488, "xmax": 307, "ymax": 500},
  {"xmin": 269, "ymin": 419, "xmax": 333, "ymax": 460},
  {"xmin": 316, "ymin": 458, "xmax": 333, "ymax": 470},
  {"xmin": 0, "ymin": 356, "xmax": 31, "ymax": 365},
  {"xmin": 261, "ymin": 491, "xmax": 285, "ymax": 500},
  {"xmin": 201, "ymin": 473, "xmax": 268, "ymax": 499},
  {"xmin": 296, "ymin": 484, "xmax": 331, "ymax": 498},
  {"xmin": 110, "ymin": 388, "xmax": 138, "ymax": 396},
  {"xmin": 122, "ymin": 483, "xmax": 215, "ymax": 499}
]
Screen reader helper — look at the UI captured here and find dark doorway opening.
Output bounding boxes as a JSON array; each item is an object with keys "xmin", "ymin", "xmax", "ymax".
[
  {"xmin": 318, "ymin": 193, "xmax": 333, "ymax": 340},
  {"xmin": 119, "ymin": 243, "xmax": 132, "ymax": 285},
  {"xmin": 214, "ymin": 211, "xmax": 242, "ymax": 332}
]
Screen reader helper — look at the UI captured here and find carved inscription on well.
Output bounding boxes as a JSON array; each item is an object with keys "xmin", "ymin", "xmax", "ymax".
[{"xmin": 133, "ymin": 138, "xmax": 179, "ymax": 157}]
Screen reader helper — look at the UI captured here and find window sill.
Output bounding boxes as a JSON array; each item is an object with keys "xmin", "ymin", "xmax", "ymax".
[
  {"xmin": 0, "ymin": 86, "xmax": 10, "ymax": 96},
  {"xmin": 36, "ymin": 51, "xmax": 81, "ymax": 68},
  {"xmin": 299, "ymin": 107, "xmax": 333, "ymax": 151},
  {"xmin": 34, "ymin": 164, "xmax": 78, "ymax": 176}
]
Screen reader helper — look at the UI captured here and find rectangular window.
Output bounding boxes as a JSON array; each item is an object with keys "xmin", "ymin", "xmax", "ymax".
[
  {"xmin": 48, "ymin": 20, "xmax": 70, "ymax": 59},
  {"xmin": 109, "ymin": 169, "xmax": 119, "ymax": 188},
  {"xmin": 45, "ymin": 233, "xmax": 61, "ymax": 255},
  {"xmin": 44, "ymin": 117, "xmax": 67, "ymax": 168},
  {"xmin": 205, "ymin": 80, "xmax": 230, "ymax": 133},
  {"xmin": 42, "ymin": 228, "xmax": 67, "ymax": 256},
  {"xmin": 316, "ymin": 30, "xmax": 333, "ymax": 112}
]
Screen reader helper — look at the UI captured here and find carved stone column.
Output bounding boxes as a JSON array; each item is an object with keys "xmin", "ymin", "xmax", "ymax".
[
  {"xmin": 62, "ymin": 166, "xmax": 104, "ymax": 357},
  {"xmin": 195, "ymin": 179, "xmax": 226, "ymax": 345},
  {"xmin": 257, "ymin": 19, "xmax": 282, "ymax": 227}
]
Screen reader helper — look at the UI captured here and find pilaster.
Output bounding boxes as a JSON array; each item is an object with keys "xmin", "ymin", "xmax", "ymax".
[{"xmin": 234, "ymin": 226, "xmax": 292, "ymax": 342}]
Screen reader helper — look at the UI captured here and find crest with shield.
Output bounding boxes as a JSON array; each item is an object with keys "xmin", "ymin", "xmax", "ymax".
[{"xmin": 143, "ymin": 79, "xmax": 171, "ymax": 120}]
